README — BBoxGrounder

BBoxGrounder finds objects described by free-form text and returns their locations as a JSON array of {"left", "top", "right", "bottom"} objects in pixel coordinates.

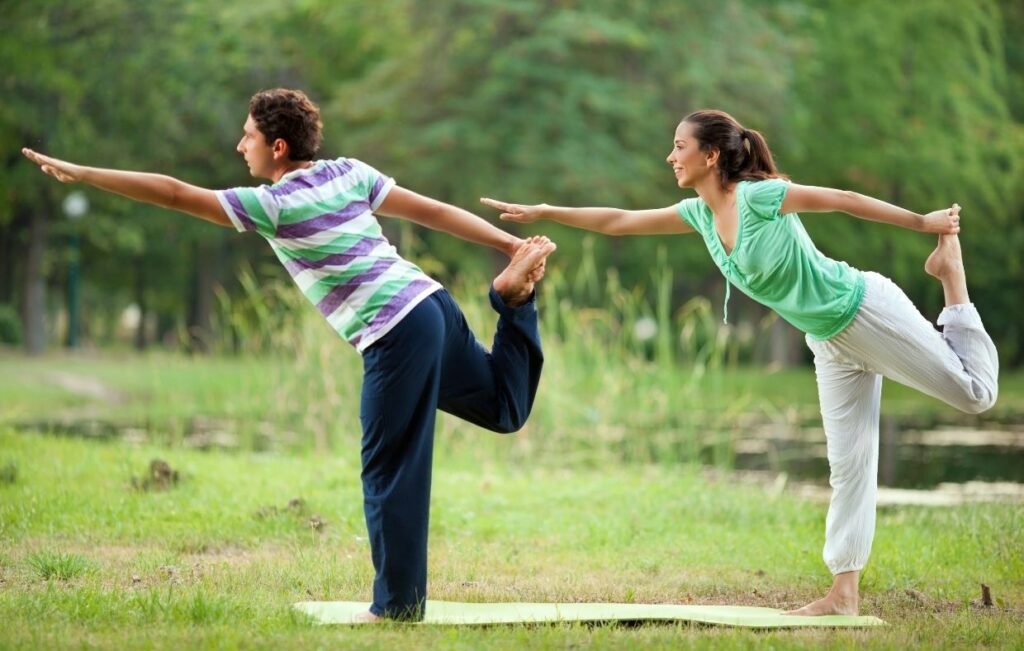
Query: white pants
[{"left": 805, "top": 272, "right": 999, "bottom": 575}]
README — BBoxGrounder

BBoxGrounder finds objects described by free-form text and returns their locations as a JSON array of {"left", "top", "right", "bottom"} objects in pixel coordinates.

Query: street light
[{"left": 62, "top": 191, "right": 88, "bottom": 348}]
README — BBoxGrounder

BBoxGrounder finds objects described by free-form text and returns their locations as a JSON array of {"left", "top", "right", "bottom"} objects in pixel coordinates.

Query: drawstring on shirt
[{"left": 722, "top": 258, "right": 735, "bottom": 325}]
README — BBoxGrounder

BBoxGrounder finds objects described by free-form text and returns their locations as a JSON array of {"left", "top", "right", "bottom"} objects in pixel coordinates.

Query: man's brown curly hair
[{"left": 248, "top": 89, "right": 323, "bottom": 161}]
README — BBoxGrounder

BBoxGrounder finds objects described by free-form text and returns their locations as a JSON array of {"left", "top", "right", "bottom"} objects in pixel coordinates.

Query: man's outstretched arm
[
  {"left": 376, "top": 186, "right": 522, "bottom": 257},
  {"left": 22, "top": 148, "right": 230, "bottom": 227}
]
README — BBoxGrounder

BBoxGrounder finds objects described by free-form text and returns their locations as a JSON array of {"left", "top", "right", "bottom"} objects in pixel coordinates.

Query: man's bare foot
[
  {"left": 494, "top": 236, "right": 557, "bottom": 307},
  {"left": 785, "top": 572, "right": 859, "bottom": 616},
  {"left": 924, "top": 234, "right": 970, "bottom": 305},
  {"left": 352, "top": 610, "right": 383, "bottom": 623}
]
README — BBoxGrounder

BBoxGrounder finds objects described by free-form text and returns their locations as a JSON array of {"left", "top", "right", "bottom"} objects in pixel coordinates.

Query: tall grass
[{"left": 202, "top": 238, "right": 768, "bottom": 463}]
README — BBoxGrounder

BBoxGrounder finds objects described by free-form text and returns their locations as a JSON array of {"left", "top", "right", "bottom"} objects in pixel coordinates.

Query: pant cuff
[
  {"left": 828, "top": 562, "right": 866, "bottom": 575},
  {"left": 936, "top": 303, "right": 982, "bottom": 328},
  {"left": 489, "top": 285, "right": 537, "bottom": 318}
]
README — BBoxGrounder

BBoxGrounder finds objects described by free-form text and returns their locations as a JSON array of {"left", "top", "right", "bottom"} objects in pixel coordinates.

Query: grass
[
  {"left": 2, "top": 258, "right": 1022, "bottom": 647},
  {"left": 0, "top": 428, "right": 1021, "bottom": 649},
  {"left": 7, "top": 255, "right": 1021, "bottom": 463},
  {"left": 25, "top": 551, "right": 93, "bottom": 581},
  {"left": 3, "top": 350, "right": 1021, "bottom": 464}
]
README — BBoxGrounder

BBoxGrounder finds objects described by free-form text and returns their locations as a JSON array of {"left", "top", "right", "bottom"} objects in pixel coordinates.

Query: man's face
[{"left": 236, "top": 115, "right": 274, "bottom": 179}]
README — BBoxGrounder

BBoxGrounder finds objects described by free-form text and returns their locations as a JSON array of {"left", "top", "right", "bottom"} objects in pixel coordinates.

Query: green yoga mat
[{"left": 293, "top": 600, "right": 885, "bottom": 628}]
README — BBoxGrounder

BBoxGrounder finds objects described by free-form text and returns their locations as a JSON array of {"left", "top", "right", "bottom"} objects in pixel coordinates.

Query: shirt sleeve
[
  {"left": 347, "top": 158, "right": 397, "bottom": 210},
  {"left": 215, "top": 185, "right": 279, "bottom": 237},
  {"left": 742, "top": 178, "right": 790, "bottom": 221},
  {"left": 675, "top": 197, "right": 704, "bottom": 232}
]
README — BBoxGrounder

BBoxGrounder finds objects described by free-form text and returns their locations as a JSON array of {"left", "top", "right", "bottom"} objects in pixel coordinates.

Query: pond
[
  {"left": 11, "top": 415, "right": 1024, "bottom": 491},
  {"left": 715, "top": 418, "right": 1024, "bottom": 489}
]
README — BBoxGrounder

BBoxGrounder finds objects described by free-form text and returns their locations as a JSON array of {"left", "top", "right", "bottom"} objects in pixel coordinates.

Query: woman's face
[{"left": 666, "top": 121, "right": 715, "bottom": 188}]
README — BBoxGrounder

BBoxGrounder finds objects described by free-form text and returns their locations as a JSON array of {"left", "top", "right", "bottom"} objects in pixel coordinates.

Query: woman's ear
[{"left": 704, "top": 147, "right": 720, "bottom": 169}]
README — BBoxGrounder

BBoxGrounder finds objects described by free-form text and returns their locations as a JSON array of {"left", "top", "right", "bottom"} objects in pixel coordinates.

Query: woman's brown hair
[{"left": 683, "top": 109, "right": 784, "bottom": 187}]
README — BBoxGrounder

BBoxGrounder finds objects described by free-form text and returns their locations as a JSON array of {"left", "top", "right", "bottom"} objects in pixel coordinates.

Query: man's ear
[{"left": 272, "top": 138, "right": 290, "bottom": 161}]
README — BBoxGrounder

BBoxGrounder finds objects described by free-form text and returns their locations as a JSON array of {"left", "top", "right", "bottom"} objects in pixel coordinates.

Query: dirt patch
[
  {"left": 44, "top": 371, "right": 126, "bottom": 403},
  {"left": 131, "top": 459, "right": 179, "bottom": 492}
]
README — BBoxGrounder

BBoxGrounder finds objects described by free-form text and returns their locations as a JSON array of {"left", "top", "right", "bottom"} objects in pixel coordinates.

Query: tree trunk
[
  {"left": 133, "top": 256, "right": 147, "bottom": 351},
  {"left": 22, "top": 209, "right": 48, "bottom": 355},
  {"left": 0, "top": 214, "right": 19, "bottom": 305},
  {"left": 768, "top": 316, "right": 805, "bottom": 367},
  {"left": 188, "top": 241, "right": 215, "bottom": 353}
]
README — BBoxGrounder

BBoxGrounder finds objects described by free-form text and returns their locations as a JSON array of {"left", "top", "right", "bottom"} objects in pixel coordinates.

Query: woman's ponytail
[{"left": 683, "top": 110, "right": 785, "bottom": 187}]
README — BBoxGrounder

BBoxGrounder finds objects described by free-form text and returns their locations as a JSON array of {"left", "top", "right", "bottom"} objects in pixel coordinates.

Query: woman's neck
[{"left": 694, "top": 177, "right": 737, "bottom": 215}]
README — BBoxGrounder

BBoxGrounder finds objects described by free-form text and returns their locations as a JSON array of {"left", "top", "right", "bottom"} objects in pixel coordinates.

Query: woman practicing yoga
[{"left": 481, "top": 109, "right": 998, "bottom": 616}]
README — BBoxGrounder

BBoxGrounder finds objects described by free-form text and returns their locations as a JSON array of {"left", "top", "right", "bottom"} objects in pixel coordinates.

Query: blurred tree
[
  {"left": 2, "top": 0, "right": 1021, "bottom": 364},
  {"left": 331, "top": 0, "right": 798, "bottom": 291},
  {"left": 789, "top": 0, "right": 1024, "bottom": 362},
  {"left": 0, "top": 0, "right": 387, "bottom": 352}
]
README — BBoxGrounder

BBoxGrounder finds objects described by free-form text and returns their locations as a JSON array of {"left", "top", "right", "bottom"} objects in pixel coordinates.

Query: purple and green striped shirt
[{"left": 216, "top": 158, "right": 442, "bottom": 352}]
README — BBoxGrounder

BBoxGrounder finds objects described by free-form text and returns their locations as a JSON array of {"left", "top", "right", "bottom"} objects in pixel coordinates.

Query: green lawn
[{"left": 1, "top": 428, "right": 1021, "bottom": 649}]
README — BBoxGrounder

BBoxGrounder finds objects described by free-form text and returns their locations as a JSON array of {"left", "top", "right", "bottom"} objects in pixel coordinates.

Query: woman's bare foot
[
  {"left": 924, "top": 234, "right": 970, "bottom": 305},
  {"left": 352, "top": 610, "right": 383, "bottom": 623},
  {"left": 493, "top": 236, "right": 557, "bottom": 307},
  {"left": 785, "top": 571, "right": 860, "bottom": 616}
]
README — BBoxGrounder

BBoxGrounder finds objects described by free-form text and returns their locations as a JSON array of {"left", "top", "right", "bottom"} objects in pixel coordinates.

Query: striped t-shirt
[{"left": 216, "top": 158, "right": 442, "bottom": 353}]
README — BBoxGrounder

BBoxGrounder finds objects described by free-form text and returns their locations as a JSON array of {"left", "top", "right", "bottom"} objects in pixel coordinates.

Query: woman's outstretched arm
[
  {"left": 780, "top": 183, "right": 960, "bottom": 234},
  {"left": 480, "top": 198, "right": 693, "bottom": 236}
]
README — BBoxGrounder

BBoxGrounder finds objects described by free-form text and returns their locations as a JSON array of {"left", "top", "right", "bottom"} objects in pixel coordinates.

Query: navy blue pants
[{"left": 359, "top": 287, "right": 543, "bottom": 620}]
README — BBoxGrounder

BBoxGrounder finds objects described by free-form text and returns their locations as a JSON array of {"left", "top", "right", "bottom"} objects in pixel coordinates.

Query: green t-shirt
[{"left": 676, "top": 179, "right": 865, "bottom": 340}]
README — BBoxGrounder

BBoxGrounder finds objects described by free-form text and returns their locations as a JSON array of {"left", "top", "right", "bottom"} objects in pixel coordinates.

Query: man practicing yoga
[
  {"left": 482, "top": 108, "right": 998, "bottom": 616},
  {"left": 24, "top": 88, "right": 556, "bottom": 622}
]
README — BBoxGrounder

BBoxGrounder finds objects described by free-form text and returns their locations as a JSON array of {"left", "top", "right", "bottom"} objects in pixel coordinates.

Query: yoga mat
[{"left": 293, "top": 600, "right": 885, "bottom": 628}]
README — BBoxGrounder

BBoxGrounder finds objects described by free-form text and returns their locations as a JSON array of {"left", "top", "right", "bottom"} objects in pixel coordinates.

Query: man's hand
[
  {"left": 922, "top": 203, "right": 961, "bottom": 234},
  {"left": 22, "top": 148, "right": 85, "bottom": 184}
]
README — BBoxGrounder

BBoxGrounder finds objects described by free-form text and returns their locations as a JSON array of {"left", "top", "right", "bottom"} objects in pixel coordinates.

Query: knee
[
  {"left": 958, "top": 384, "right": 999, "bottom": 413},
  {"left": 961, "top": 389, "right": 997, "bottom": 415},
  {"left": 491, "top": 419, "right": 525, "bottom": 435}
]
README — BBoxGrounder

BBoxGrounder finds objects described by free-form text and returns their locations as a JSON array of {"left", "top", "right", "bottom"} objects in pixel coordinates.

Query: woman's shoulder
[
  {"left": 739, "top": 177, "right": 790, "bottom": 220},
  {"left": 676, "top": 196, "right": 711, "bottom": 229}
]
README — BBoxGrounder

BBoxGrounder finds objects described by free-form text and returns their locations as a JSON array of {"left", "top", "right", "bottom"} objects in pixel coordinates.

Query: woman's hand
[
  {"left": 922, "top": 203, "right": 960, "bottom": 234},
  {"left": 480, "top": 197, "right": 548, "bottom": 224},
  {"left": 22, "top": 148, "right": 85, "bottom": 183}
]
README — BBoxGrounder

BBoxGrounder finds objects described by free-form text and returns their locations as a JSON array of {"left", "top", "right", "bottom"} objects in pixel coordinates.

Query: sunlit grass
[
  {"left": 0, "top": 428, "right": 1021, "bottom": 649},
  {"left": 26, "top": 551, "right": 93, "bottom": 581}
]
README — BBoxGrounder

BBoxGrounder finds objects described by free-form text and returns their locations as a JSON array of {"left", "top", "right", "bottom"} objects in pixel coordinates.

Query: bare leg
[
  {"left": 924, "top": 233, "right": 970, "bottom": 306},
  {"left": 785, "top": 570, "right": 860, "bottom": 616},
  {"left": 493, "top": 236, "right": 557, "bottom": 307},
  {"left": 352, "top": 610, "right": 383, "bottom": 623}
]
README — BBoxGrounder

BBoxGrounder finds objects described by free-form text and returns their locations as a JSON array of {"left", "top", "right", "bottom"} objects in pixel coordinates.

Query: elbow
[
  {"left": 836, "top": 189, "right": 860, "bottom": 212},
  {"left": 604, "top": 211, "right": 631, "bottom": 236},
  {"left": 164, "top": 177, "right": 186, "bottom": 211}
]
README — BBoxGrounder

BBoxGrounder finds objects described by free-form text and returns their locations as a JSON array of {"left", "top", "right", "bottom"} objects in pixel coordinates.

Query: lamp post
[{"left": 62, "top": 191, "right": 88, "bottom": 348}]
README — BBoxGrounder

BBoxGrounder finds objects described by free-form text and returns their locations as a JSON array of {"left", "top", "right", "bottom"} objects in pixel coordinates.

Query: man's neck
[{"left": 270, "top": 160, "right": 315, "bottom": 183}]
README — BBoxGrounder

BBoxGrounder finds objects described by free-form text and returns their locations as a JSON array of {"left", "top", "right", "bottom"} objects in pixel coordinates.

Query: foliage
[
  {"left": 0, "top": 304, "right": 21, "bottom": 345},
  {"left": 2, "top": 0, "right": 1022, "bottom": 362}
]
